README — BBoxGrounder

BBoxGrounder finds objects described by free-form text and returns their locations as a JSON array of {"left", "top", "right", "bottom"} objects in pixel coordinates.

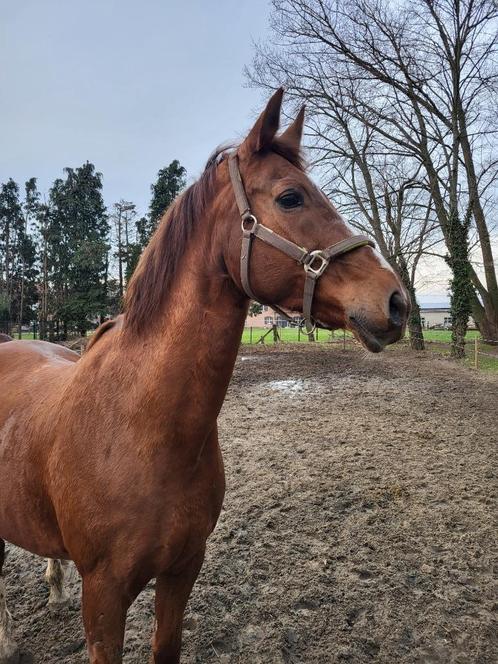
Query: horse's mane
[
  {"left": 124, "top": 139, "right": 304, "bottom": 334},
  {"left": 85, "top": 316, "right": 123, "bottom": 352}
]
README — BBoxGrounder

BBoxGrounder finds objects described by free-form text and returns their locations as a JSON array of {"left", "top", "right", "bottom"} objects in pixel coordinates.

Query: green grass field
[{"left": 241, "top": 326, "right": 480, "bottom": 345}]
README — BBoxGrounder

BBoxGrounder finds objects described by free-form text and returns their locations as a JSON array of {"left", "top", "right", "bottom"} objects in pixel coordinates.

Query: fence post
[
  {"left": 474, "top": 336, "right": 479, "bottom": 370},
  {"left": 250, "top": 327, "right": 253, "bottom": 344},
  {"left": 298, "top": 326, "right": 301, "bottom": 343},
  {"left": 343, "top": 329, "right": 346, "bottom": 350}
]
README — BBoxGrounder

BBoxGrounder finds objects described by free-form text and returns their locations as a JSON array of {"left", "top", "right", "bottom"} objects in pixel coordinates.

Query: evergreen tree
[
  {"left": 148, "top": 160, "right": 186, "bottom": 239},
  {"left": 47, "top": 163, "right": 109, "bottom": 336},
  {"left": 0, "top": 179, "right": 37, "bottom": 334},
  {"left": 126, "top": 162, "right": 186, "bottom": 281}
]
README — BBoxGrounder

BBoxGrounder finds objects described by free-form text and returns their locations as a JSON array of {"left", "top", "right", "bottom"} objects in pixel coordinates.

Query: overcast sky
[
  {"left": 1, "top": 0, "right": 271, "bottom": 209},
  {"left": 1, "top": 0, "right": 452, "bottom": 299}
]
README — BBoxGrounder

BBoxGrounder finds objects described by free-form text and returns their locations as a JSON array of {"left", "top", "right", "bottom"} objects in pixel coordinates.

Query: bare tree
[
  {"left": 308, "top": 96, "right": 442, "bottom": 348},
  {"left": 111, "top": 201, "right": 136, "bottom": 299},
  {"left": 248, "top": 0, "right": 498, "bottom": 355}
]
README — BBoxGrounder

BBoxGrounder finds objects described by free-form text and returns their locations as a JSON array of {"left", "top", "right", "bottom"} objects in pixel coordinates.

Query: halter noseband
[{"left": 228, "top": 153, "right": 375, "bottom": 334}]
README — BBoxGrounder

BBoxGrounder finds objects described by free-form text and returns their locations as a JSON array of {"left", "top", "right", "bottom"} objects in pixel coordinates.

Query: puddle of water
[{"left": 266, "top": 379, "right": 305, "bottom": 393}]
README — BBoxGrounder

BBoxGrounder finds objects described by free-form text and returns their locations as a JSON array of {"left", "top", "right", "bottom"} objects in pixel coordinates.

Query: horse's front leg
[
  {"left": 81, "top": 567, "right": 135, "bottom": 664},
  {"left": 151, "top": 549, "right": 205, "bottom": 664}
]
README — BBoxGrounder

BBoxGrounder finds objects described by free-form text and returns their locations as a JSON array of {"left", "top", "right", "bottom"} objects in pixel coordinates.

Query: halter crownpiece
[{"left": 228, "top": 153, "right": 375, "bottom": 334}]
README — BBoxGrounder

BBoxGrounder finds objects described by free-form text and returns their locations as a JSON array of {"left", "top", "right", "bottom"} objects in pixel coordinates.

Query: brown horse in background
[{"left": 0, "top": 89, "right": 408, "bottom": 663}]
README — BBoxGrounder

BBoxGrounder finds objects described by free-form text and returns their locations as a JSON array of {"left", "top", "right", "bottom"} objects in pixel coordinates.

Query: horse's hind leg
[
  {"left": 44, "top": 559, "right": 69, "bottom": 608},
  {"left": 0, "top": 539, "right": 18, "bottom": 664}
]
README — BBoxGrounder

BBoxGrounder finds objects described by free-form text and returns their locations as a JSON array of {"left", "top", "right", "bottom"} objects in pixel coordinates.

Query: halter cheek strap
[{"left": 228, "top": 153, "right": 375, "bottom": 334}]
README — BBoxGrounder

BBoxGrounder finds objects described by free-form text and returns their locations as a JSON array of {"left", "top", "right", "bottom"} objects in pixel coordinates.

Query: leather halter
[{"left": 228, "top": 153, "right": 375, "bottom": 334}]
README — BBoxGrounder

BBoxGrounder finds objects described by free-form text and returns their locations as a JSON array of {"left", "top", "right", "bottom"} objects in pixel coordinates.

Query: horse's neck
[{"left": 119, "top": 230, "right": 248, "bottom": 443}]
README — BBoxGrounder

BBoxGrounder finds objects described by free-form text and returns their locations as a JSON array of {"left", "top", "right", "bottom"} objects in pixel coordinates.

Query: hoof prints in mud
[{"left": 3, "top": 346, "right": 498, "bottom": 663}]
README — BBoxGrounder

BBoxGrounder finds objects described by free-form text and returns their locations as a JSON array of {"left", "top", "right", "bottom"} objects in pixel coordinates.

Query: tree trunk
[
  {"left": 446, "top": 214, "right": 473, "bottom": 360},
  {"left": 459, "top": 116, "right": 498, "bottom": 286},
  {"left": 477, "top": 313, "right": 498, "bottom": 345},
  {"left": 408, "top": 298, "right": 425, "bottom": 351},
  {"left": 40, "top": 230, "right": 49, "bottom": 340},
  {"left": 117, "top": 208, "right": 123, "bottom": 299},
  {"left": 17, "top": 213, "right": 28, "bottom": 340},
  {"left": 397, "top": 258, "right": 424, "bottom": 350},
  {"left": 17, "top": 278, "right": 24, "bottom": 339},
  {"left": 4, "top": 218, "right": 11, "bottom": 336}
]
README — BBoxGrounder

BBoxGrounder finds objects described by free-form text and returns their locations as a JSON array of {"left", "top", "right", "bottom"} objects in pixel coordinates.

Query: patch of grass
[
  {"left": 241, "top": 326, "right": 352, "bottom": 344},
  {"left": 241, "top": 327, "right": 480, "bottom": 345},
  {"left": 411, "top": 335, "right": 498, "bottom": 373},
  {"left": 421, "top": 329, "right": 480, "bottom": 342}
]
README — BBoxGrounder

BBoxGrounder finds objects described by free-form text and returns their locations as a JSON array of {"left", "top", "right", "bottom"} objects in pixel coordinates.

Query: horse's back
[
  {"left": 0, "top": 338, "right": 79, "bottom": 430},
  {"left": 0, "top": 338, "right": 79, "bottom": 374}
]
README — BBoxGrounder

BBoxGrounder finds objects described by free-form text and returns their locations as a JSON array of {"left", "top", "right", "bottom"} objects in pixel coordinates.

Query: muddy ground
[{"left": 4, "top": 345, "right": 498, "bottom": 663}]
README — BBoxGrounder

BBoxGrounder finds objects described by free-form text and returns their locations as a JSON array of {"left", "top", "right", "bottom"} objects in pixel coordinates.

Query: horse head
[{"left": 221, "top": 88, "right": 409, "bottom": 351}]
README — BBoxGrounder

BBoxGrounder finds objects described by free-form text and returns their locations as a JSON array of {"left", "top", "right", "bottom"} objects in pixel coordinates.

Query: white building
[
  {"left": 419, "top": 302, "right": 476, "bottom": 329},
  {"left": 245, "top": 300, "right": 477, "bottom": 330}
]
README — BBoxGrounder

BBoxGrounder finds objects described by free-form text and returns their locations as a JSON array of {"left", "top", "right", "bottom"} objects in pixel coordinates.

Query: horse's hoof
[
  {"left": 47, "top": 594, "right": 71, "bottom": 612},
  {"left": 0, "top": 640, "right": 20, "bottom": 664}
]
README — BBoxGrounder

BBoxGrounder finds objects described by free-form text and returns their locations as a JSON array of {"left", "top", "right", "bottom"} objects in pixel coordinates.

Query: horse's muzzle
[{"left": 348, "top": 291, "right": 409, "bottom": 353}]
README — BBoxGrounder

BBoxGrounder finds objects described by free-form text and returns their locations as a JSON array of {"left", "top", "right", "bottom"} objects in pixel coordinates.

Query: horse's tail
[{"left": 0, "top": 333, "right": 13, "bottom": 343}]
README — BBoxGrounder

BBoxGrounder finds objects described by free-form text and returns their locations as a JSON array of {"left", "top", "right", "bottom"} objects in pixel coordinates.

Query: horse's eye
[{"left": 277, "top": 190, "right": 304, "bottom": 209}]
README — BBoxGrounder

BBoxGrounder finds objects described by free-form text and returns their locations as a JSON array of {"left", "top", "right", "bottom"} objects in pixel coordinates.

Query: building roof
[{"left": 419, "top": 302, "right": 450, "bottom": 311}]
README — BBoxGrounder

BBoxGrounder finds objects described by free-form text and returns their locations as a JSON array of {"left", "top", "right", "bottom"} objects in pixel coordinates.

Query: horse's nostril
[{"left": 389, "top": 291, "right": 406, "bottom": 327}]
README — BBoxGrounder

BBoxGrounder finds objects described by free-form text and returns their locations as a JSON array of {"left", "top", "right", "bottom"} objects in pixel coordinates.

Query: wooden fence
[{"left": 243, "top": 325, "right": 498, "bottom": 371}]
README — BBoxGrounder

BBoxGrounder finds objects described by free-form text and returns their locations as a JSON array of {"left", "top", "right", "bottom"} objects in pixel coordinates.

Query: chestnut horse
[{"left": 0, "top": 89, "right": 408, "bottom": 663}]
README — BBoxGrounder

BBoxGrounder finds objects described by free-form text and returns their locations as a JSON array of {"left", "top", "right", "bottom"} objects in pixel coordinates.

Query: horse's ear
[
  {"left": 239, "top": 88, "right": 284, "bottom": 158},
  {"left": 279, "top": 105, "right": 305, "bottom": 153}
]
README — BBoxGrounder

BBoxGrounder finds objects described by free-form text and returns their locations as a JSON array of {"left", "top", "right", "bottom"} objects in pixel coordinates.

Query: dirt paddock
[{"left": 4, "top": 345, "right": 498, "bottom": 663}]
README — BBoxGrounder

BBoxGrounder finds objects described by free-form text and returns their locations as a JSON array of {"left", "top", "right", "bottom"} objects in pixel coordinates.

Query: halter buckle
[
  {"left": 241, "top": 213, "right": 258, "bottom": 233},
  {"left": 303, "top": 250, "right": 329, "bottom": 277}
]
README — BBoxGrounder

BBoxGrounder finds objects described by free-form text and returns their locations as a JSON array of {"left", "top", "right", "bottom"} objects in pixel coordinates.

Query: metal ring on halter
[
  {"left": 300, "top": 317, "right": 317, "bottom": 335},
  {"left": 303, "top": 250, "right": 329, "bottom": 277},
  {"left": 241, "top": 214, "right": 258, "bottom": 233}
]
